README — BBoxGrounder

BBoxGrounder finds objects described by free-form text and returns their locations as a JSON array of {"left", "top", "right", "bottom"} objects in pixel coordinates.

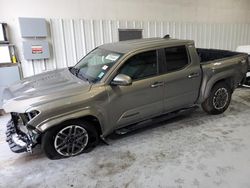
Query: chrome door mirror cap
[{"left": 111, "top": 74, "right": 132, "bottom": 86}]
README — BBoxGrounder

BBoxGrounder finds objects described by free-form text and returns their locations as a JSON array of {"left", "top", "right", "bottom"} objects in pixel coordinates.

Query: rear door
[{"left": 160, "top": 45, "right": 202, "bottom": 112}]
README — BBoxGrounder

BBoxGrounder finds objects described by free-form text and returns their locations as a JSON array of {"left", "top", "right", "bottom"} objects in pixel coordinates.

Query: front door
[{"left": 106, "top": 50, "right": 164, "bottom": 128}]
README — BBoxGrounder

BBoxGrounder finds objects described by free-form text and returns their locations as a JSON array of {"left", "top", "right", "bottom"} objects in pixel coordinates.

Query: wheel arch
[
  {"left": 40, "top": 114, "right": 101, "bottom": 159},
  {"left": 37, "top": 108, "right": 105, "bottom": 136},
  {"left": 78, "top": 115, "right": 103, "bottom": 135},
  {"left": 203, "top": 75, "right": 234, "bottom": 102}
]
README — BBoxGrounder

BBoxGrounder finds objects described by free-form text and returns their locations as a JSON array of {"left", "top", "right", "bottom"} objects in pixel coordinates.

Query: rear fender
[{"left": 201, "top": 70, "right": 235, "bottom": 102}]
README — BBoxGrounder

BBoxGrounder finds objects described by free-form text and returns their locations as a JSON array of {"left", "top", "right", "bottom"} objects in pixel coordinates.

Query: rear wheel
[
  {"left": 42, "top": 120, "right": 99, "bottom": 159},
  {"left": 202, "top": 82, "right": 232, "bottom": 115}
]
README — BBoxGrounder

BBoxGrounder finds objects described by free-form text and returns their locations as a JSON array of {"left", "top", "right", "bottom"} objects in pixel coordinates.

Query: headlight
[
  {"left": 27, "top": 110, "right": 40, "bottom": 120},
  {"left": 17, "top": 110, "right": 40, "bottom": 124}
]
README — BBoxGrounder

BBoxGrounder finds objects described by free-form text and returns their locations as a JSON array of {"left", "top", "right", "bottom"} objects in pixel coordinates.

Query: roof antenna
[{"left": 163, "top": 34, "right": 170, "bottom": 39}]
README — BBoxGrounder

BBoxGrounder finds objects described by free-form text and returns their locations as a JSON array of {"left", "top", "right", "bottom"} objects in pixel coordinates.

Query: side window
[
  {"left": 119, "top": 50, "right": 157, "bottom": 80},
  {"left": 164, "top": 46, "right": 189, "bottom": 72}
]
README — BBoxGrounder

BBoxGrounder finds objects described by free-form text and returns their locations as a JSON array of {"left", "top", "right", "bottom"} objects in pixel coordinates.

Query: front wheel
[
  {"left": 202, "top": 82, "right": 232, "bottom": 115},
  {"left": 42, "top": 120, "right": 99, "bottom": 160}
]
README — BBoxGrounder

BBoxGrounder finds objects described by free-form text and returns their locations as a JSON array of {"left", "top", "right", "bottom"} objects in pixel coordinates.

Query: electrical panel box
[
  {"left": 19, "top": 17, "right": 48, "bottom": 38},
  {"left": 23, "top": 40, "right": 50, "bottom": 60}
]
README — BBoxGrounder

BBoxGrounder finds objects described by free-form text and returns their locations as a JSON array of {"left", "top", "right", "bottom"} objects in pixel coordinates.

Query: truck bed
[
  {"left": 197, "top": 47, "right": 248, "bottom": 102},
  {"left": 197, "top": 48, "right": 243, "bottom": 63}
]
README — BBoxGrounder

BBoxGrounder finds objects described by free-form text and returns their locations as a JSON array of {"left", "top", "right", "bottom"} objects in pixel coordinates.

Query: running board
[{"left": 115, "top": 106, "right": 198, "bottom": 135}]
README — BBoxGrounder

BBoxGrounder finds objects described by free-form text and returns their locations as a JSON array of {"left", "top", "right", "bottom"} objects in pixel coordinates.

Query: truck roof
[{"left": 99, "top": 38, "right": 193, "bottom": 54}]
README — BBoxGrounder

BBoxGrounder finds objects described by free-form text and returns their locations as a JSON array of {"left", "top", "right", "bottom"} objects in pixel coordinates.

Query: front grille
[
  {"left": 6, "top": 120, "right": 29, "bottom": 153},
  {"left": 7, "top": 112, "right": 40, "bottom": 153}
]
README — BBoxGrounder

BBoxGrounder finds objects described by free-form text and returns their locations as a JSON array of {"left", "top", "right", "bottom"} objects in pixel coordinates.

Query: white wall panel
[{"left": 21, "top": 19, "right": 250, "bottom": 77}]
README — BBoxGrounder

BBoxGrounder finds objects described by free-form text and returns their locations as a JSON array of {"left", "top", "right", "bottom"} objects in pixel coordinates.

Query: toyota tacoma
[{"left": 2, "top": 37, "right": 249, "bottom": 159}]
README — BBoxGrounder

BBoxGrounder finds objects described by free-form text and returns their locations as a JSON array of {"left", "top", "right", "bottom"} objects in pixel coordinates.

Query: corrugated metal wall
[{"left": 21, "top": 19, "right": 250, "bottom": 77}]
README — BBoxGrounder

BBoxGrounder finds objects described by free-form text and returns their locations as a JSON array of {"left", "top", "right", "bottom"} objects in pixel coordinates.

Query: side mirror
[{"left": 111, "top": 74, "right": 132, "bottom": 86}]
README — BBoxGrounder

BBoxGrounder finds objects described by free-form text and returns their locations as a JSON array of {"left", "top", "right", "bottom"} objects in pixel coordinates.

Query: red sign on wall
[{"left": 31, "top": 45, "right": 43, "bottom": 54}]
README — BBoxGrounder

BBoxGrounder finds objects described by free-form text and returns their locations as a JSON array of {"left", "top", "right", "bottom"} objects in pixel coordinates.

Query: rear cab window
[{"left": 164, "top": 45, "right": 190, "bottom": 73}]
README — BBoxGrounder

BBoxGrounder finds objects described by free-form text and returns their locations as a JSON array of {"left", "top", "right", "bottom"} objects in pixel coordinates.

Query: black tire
[
  {"left": 42, "top": 120, "right": 99, "bottom": 160},
  {"left": 201, "top": 82, "right": 232, "bottom": 115}
]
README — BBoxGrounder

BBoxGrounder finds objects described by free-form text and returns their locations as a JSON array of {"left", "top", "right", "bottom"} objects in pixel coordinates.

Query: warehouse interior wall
[
  {"left": 1, "top": 0, "right": 250, "bottom": 77},
  {"left": 1, "top": 0, "right": 250, "bottom": 23}
]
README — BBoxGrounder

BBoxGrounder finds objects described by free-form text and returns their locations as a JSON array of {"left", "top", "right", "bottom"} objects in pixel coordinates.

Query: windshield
[{"left": 70, "top": 48, "right": 123, "bottom": 83}]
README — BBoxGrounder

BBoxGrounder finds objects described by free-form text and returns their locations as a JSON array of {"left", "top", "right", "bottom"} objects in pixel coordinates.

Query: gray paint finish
[{"left": 99, "top": 38, "right": 192, "bottom": 54}]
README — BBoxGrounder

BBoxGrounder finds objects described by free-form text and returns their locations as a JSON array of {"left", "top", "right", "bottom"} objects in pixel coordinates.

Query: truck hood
[{"left": 2, "top": 68, "right": 91, "bottom": 113}]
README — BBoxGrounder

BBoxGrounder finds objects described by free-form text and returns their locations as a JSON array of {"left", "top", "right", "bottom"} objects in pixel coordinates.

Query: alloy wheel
[
  {"left": 54, "top": 125, "right": 89, "bottom": 157},
  {"left": 212, "top": 88, "right": 229, "bottom": 110}
]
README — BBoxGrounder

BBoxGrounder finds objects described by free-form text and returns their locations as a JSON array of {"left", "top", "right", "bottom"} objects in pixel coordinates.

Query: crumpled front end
[{"left": 6, "top": 112, "right": 40, "bottom": 153}]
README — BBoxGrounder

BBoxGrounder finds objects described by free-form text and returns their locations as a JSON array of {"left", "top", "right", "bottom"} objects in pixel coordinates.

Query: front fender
[{"left": 35, "top": 106, "right": 105, "bottom": 133}]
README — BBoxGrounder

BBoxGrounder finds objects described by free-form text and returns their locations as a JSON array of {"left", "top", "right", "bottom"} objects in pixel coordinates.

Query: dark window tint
[
  {"left": 119, "top": 50, "right": 157, "bottom": 80},
  {"left": 165, "top": 46, "right": 189, "bottom": 72}
]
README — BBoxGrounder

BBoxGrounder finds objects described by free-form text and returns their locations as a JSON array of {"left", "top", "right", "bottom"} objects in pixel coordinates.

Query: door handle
[
  {"left": 188, "top": 73, "right": 200, "bottom": 79},
  {"left": 150, "top": 82, "right": 164, "bottom": 88}
]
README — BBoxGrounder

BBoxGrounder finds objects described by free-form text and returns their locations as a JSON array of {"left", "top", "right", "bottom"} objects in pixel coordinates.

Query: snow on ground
[{"left": 0, "top": 88, "right": 250, "bottom": 188}]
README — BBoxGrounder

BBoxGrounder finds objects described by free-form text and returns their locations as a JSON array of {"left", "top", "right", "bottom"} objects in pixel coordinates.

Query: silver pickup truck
[{"left": 3, "top": 37, "right": 249, "bottom": 159}]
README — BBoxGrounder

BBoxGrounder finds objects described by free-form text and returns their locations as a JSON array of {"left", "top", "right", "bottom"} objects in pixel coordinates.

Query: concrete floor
[{"left": 0, "top": 88, "right": 250, "bottom": 188}]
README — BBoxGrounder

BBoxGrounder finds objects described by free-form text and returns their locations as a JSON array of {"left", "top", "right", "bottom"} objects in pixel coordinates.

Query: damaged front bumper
[{"left": 5, "top": 115, "right": 40, "bottom": 153}]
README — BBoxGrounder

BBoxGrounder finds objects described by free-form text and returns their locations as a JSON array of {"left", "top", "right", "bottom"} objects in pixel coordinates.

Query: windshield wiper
[
  {"left": 77, "top": 71, "right": 91, "bottom": 83},
  {"left": 69, "top": 67, "right": 92, "bottom": 83}
]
